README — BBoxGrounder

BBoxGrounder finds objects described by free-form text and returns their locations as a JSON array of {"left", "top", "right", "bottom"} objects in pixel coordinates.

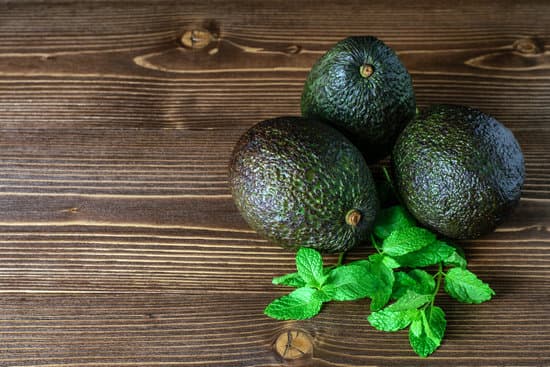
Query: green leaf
[
  {"left": 272, "top": 272, "right": 306, "bottom": 288},
  {"left": 342, "top": 258, "right": 394, "bottom": 309},
  {"left": 346, "top": 259, "right": 369, "bottom": 267},
  {"left": 323, "top": 264, "right": 372, "bottom": 301},
  {"left": 386, "top": 290, "right": 432, "bottom": 312},
  {"left": 409, "top": 306, "right": 446, "bottom": 357},
  {"left": 368, "top": 253, "right": 400, "bottom": 269},
  {"left": 382, "top": 227, "right": 436, "bottom": 257},
  {"left": 392, "top": 270, "right": 436, "bottom": 300},
  {"left": 393, "top": 240, "right": 455, "bottom": 268},
  {"left": 444, "top": 268, "right": 495, "bottom": 304},
  {"left": 364, "top": 256, "right": 395, "bottom": 311},
  {"left": 443, "top": 249, "right": 468, "bottom": 269},
  {"left": 392, "top": 272, "right": 411, "bottom": 299},
  {"left": 374, "top": 205, "right": 416, "bottom": 239},
  {"left": 264, "top": 287, "right": 324, "bottom": 320},
  {"left": 295, "top": 248, "right": 324, "bottom": 287},
  {"left": 409, "top": 314, "right": 423, "bottom": 337},
  {"left": 368, "top": 308, "right": 419, "bottom": 332}
]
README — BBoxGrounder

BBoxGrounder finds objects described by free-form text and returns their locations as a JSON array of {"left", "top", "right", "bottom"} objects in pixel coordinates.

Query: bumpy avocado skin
[
  {"left": 301, "top": 36, "right": 416, "bottom": 163},
  {"left": 229, "top": 117, "right": 378, "bottom": 252},
  {"left": 392, "top": 105, "right": 525, "bottom": 240}
]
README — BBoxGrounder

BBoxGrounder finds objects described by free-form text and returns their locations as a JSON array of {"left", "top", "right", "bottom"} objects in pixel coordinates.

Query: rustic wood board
[{"left": 0, "top": 1, "right": 548, "bottom": 366}]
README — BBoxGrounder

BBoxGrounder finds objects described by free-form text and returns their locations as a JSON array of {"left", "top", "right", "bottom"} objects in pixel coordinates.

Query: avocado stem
[
  {"left": 359, "top": 63, "right": 374, "bottom": 78},
  {"left": 345, "top": 209, "right": 362, "bottom": 227}
]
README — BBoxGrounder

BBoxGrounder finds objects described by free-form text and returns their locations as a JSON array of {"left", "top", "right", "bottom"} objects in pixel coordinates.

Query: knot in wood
[
  {"left": 181, "top": 29, "right": 213, "bottom": 49},
  {"left": 274, "top": 329, "right": 313, "bottom": 360},
  {"left": 285, "top": 44, "right": 302, "bottom": 55},
  {"left": 513, "top": 37, "right": 543, "bottom": 55}
]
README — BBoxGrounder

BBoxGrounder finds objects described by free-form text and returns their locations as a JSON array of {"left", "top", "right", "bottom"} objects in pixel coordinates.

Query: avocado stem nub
[
  {"left": 345, "top": 209, "right": 362, "bottom": 227},
  {"left": 359, "top": 63, "right": 374, "bottom": 78}
]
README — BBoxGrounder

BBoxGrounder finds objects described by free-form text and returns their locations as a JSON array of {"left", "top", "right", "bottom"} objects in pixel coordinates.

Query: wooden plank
[
  {"left": 0, "top": 1, "right": 548, "bottom": 130},
  {"left": 0, "top": 0, "right": 548, "bottom": 366},
  {"left": 0, "top": 198, "right": 547, "bottom": 294},
  {"left": 0, "top": 294, "right": 548, "bottom": 366}
]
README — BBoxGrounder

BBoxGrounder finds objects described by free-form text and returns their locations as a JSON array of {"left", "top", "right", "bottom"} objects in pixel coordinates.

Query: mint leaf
[
  {"left": 368, "top": 308, "right": 419, "bottom": 332},
  {"left": 264, "top": 287, "right": 323, "bottom": 320},
  {"left": 443, "top": 249, "right": 467, "bottom": 269},
  {"left": 386, "top": 290, "right": 432, "bottom": 312},
  {"left": 296, "top": 248, "right": 324, "bottom": 287},
  {"left": 374, "top": 205, "right": 416, "bottom": 239},
  {"left": 382, "top": 227, "right": 436, "bottom": 257},
  {"left": 392, "top": 270, "right": 436, "bottom": 300},
  {"left": 409, "top": 313, "right": 423, "bottom": 337},
  {"left": 363, "top": 256, "right": 395, "bottom": 311},
  {"left": 393, "top": 240, "right": 455, "bottom": 268},
  {"left": 392, "top": 272, "right": 412, "bottom": 299},
  {"left": 272, "top": 272, "right": 306, "bottom": 288},
  {"left": 323, "top": 264, "right": 372, "bottom": 301},
  {"left": 344, "top": 258, "right": 394, "bottom": 310},
  {"left": 409, "top": 306, "right": 446, "bottom": 357},
  {"left": 368, "top": 253, "right": 400, "bottom": 269},
  {"left": 444, "top": 268, "right": 495, "bottom": 304}
]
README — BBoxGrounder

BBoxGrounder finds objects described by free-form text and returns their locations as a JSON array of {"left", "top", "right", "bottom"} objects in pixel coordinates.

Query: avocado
[
  {"left": 229, "top": 116, "right": 378, "bottom": 252},
  {"left": 301, "top": 36, "right": 416, "bottom": 163},
  {"left": 392, "top": 105, "right": 525, "bottom": 240}
]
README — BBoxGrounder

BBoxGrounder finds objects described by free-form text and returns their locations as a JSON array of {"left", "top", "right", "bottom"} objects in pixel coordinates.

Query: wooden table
[{"left": 0, "top": 1, "right": 548, "bottom": 366}]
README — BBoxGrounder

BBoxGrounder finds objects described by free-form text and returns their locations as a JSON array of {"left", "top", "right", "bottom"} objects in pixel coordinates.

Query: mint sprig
[
  {"left": 264, "top": 248, "right": 375, "bottom": 320},
  {"left": 366, "top": 205, "right": 494, "bottom": 357},
  {"left": 264, "top": 204, "right": 495, "bottom": 358}
]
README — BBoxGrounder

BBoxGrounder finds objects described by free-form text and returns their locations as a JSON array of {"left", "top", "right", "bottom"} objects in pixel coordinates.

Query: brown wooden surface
[{"left": 0, "top": 1, "right": 549, "bottom": 366}]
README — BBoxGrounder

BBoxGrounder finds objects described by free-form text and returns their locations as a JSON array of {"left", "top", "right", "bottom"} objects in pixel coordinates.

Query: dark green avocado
[
  {"left": 301, "top": 36, "right": 416, "bottom": 163},
  {"left": 392, "top": 105, "right": 525, "bottom": 240},
  {"left": 229, "top": 116, "right": 378, "bottom": 252}
]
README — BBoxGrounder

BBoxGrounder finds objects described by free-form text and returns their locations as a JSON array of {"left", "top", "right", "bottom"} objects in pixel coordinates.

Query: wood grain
[{"left": 0, "top": 0, "right": 549, "bottom": 366}]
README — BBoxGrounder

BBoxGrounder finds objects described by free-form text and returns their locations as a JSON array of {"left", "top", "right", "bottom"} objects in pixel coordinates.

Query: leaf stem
[
  {"left": 381, "top": 165, "right": 402, "bottom": 205},
  {"left": 382, "top": 166, "right": 393, "bottom": 185},
  {"left": 370, "top": 234, "right": 382, "bottom": 254},
  {"left": 337, "top": 252, "right": 346, "bottom": 266},
  {"left": 430, "top": 263, "right": 444, "bottom": 309}
]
